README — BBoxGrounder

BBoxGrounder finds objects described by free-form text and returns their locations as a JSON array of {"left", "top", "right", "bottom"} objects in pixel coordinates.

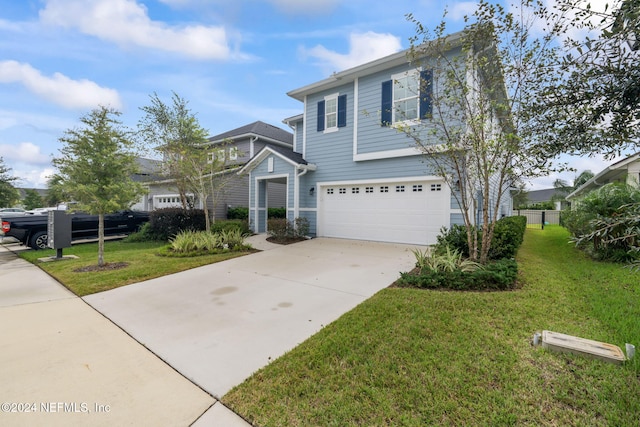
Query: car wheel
[{"left": 30, "top": 231, "right": 48, "bottom": 250}]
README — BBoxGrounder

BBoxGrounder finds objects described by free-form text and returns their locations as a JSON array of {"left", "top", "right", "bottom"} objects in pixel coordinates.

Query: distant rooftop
[{"left": 208, "top": 121, "right": 293, "bottom": 145}]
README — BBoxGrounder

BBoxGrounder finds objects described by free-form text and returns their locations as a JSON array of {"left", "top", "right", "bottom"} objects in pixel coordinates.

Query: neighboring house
[
  {"left": 519, "top": 188, "right": 566, "bottom": 210},
  {"left": 144, "top": 121, "right": 293, "bottom": 219},
  {"left": 239, "top": 30, "right": 513, "bottom": 245},
  {"left": 566, "top": 152, "right": 640, "bottom": 205}
]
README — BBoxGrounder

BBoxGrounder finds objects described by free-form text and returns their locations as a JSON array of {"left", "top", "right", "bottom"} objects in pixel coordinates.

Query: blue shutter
[
  {"left": 381, "top": 80, "right": 392, "bottom": 126},
  {"left": 337, "top": 94, "right": 347, "bottom": 128},
  {"left": 420, "top": 69, "right": 433, "bottom": 119},
  {"left": 317, "top": 100, "right": 325, "bottom": 132}
]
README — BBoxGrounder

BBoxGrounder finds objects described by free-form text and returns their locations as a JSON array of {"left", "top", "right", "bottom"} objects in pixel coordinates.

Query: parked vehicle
[
  {"left": 0, "top": 208, "right": 27, "bottom": 217},
  {"left": 0, "top": 210, "right": 149, "bottom": 250}
]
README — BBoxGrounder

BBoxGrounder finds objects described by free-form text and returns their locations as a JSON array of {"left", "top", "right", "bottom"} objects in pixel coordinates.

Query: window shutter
[
  {"left": 381, "top": 80, "right": 392, "bottom": 126},
  {"left": 419, "top": 69, "right": 433, "bottom": 119},
  {"left": 337, "top": 94, "right": 347, "bottom": 128},
  {"left": 317, "top": 100, "right": 325, "bottom": 132}
]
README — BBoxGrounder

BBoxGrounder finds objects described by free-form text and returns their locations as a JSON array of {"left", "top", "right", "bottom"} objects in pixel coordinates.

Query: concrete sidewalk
[{"left": 0, "top": 244, "right": 217, "bottom": 427}]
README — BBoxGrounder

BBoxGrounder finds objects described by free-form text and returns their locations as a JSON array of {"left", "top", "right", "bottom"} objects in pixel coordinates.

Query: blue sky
[{"left": 0, "top": 0, "right": 619, "bottom": 191}]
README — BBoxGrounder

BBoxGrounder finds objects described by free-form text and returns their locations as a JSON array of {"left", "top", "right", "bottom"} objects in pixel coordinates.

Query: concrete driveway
[{"left": 83, "top": 237, "right": 418, "bottom": 400}]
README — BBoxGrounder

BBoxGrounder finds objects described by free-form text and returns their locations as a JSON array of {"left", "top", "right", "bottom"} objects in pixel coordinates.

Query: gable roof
[
  {"left": 567, "top": 152, "right": 640, "bottom": 200},
  {"left": 287, "top": 30, "right": 465, "bottom": 101},
  {"left": 238, "top": 144, "right": 315, "bottom": 175},
  {"left": 207, "top": 121, "right": 293, "bottom": 146}
]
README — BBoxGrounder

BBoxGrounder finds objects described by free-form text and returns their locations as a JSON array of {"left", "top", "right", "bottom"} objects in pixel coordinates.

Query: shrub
[
  {"left": 149, "top": 208, "right": 206, "bottom": 241},
  {"left": 268, "top": 207, "right": 287, "bottom": 219},
  {"left": 227, "top": 207, "right": 249, "bottom": 220},
  {"left": 434, "top": 215, "right": 527, "bottom": 261},
  {"left": 124, "top": 222, "right": 165, "bottom": 242},
  {"left": 434, "top": 224, "right": 473, "bottom": 258},
  {"left": 412, "top": 247, "right": 481, "bottom": 273},
  {"left": 488, "top": 215, "right": 527, "bottom": 260},
  {"left": 397, "top": 258, "right": 518, "bottom": 291},
  {"left": 267, "top": 217, "right": 310, "bottom": 241},
  {"left": 165, "top": 229, "right": 249, "bottom": 255},
  {"left": 564, "top": 184, "right": 640, "bottom": 263},
  {"left": 211, "top": 219, "right": 251, "bottom": 235}
]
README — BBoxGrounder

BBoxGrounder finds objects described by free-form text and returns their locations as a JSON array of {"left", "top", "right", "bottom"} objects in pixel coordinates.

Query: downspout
[
  {"left": 294, "top": 166, "right": 310, "bottom": 220},
  {"left": 249, "top": 136, "right": 259, "bottom": 158}
]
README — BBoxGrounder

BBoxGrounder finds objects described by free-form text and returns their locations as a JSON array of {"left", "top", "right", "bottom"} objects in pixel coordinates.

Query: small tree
[
  {"left": 138, "top": 92, "right": 203, "bottom": 209},
  {"left": 22, "top": 189, "right": 43, "bottom": 210},
  {"left": 53, "top": 106, "right": 144, "bottom": 266},
  {"left": 0, "top": 157, "right": 20, "bottom": 208},
  {"left": 403, "top": 1, "right": 566, "bottom": 263}
]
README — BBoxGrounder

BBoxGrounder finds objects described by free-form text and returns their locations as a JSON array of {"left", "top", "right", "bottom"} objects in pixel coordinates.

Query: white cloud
[
  {"left": 305, "top": 31, "right": 403, "bottom": 73},
  {"left": 447, "top": 2, "right": 478, "bottom": 21},
  {"left": 527, "top": 154, "right": 622, "bottom": 190},
  {"left": 0, "top": 60, "right": 122, "bottom": 110},
  {"left": 0, "top": 142, "right": 51, "bottom": 165},
  {"left": 39, "top": 0, "right": 231, "bottom": 60}
]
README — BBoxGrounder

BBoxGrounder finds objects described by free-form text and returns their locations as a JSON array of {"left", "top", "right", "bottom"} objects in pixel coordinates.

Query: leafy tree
[
  {"left": 138, "top": 92, "right": 203, "bottom": 209},
  {"left": 0, "top": 157, "right": 20, "bottom": 208},
  {"left": 138, "top": 92, "right": 234, "bottom": 231},
  {"left": 403, "top": 1, "right": 566, "bottom": 263},
  {"left": 45, "top": 174, "right": 70, "bottom": 207},
  {"left": 533, "top": 0, "right": 640, "bottom": 158},
  {"left": 52, "top": 106, "right": 144, "bottom": 266},
  {"left": 22, "top": 189, "right": 43, "bottom": 210},
  {"left": 551, "top": 169, "right": 594, "bottom": 206}
]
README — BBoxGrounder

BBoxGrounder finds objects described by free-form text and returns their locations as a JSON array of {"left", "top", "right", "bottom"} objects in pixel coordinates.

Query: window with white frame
[
  {"left": 393, "top": 70, "right": 420, "bottom": 122},
  {"left": 229, "top": 147, "right": 238, "bottom": 161},
  {"left": 325, "top": 94, "right": 338, "bottom": 130}
]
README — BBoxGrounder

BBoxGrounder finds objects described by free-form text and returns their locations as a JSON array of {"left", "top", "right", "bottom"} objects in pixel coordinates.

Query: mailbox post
[{"left": 48, "top": 210, "right": 72, "bottom": 259}]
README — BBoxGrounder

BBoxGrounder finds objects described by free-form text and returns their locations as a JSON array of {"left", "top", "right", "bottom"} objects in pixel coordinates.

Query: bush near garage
[
  {"left": 267, "top": 217, "right": 310, "bottom": 244},
  {"left": 227, "top": 206, "right": 249, "bottom": 220},
  {"left": 434, "top": 215, "right": 527, "bottom": 261},
  {"left": 396, "top": 258, "right": 518, "bottom": 291},
  {"left": 211, "top": 219, "right": 251, "bottom": 235},
  {"left": 149, "top": 208, "right": 207, "bottom": 241},
  {"left": 227, "top": 206, "right": 287, "bottom": 220},
  {"left": 397, "top": 216, "right": 526, "bottom": 291}
]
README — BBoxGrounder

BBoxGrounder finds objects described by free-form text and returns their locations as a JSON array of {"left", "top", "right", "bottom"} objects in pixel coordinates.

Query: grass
[
  {"left": 223, "top": 226, "right": 640, "bottom": 426},
  {"left": 18, "top": 240, "right": 251, "bottom": 297}
]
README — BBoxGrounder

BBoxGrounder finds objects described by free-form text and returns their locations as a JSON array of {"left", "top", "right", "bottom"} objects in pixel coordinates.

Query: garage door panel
[{"left": 319, "top": 180, "right": 449, "bottom": 245}]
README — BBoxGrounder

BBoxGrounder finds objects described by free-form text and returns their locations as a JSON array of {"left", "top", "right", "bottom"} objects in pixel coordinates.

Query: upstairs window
[
  {"left": 317, "top": 94, "right": 347, "bottom": 132},
  {"left": 381, "top": 69, "right": 433, "bottom": 126}
]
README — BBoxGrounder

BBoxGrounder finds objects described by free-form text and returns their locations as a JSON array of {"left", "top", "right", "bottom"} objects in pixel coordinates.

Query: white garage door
[{"left": 318, "top": 180, "right": 450, "bottom": 245}]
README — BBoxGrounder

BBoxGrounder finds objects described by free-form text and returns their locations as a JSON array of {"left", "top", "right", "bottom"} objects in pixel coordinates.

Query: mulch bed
[{"left": 266, "top": 236, "right": 307, "bottom": 245}]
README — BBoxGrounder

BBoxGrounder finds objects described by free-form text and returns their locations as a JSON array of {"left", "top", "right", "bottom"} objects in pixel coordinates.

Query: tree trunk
[{"left": 98, "top": 213, "right": 105, "bottom": 267}]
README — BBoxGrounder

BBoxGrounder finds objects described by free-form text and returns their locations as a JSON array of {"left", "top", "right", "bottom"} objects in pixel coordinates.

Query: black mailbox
[{"left": 48, "top": 210, "right": 72, "bottom": 251}]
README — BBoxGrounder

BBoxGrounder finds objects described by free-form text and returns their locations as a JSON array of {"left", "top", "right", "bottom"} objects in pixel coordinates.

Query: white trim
[
  {"left": 353, "top": 147, "right": 423, "bottom": 162},
  {"left": 253, "top": 173, "right": 290, "bottom": 233},
  {"left": 298, "top": 207, "right": 317, "bottom": 212},
  {"left": 353, "top": 77, "right": 359, "bottom": 159},
  {"left": 391, "top": 69, "right": 420, "bottom": 124},
  {"left": 317, "top": 175, "right": 442, "bottom": 187},
  {"left": 302, "top": 95, "right": 307, "bottom": 158}
]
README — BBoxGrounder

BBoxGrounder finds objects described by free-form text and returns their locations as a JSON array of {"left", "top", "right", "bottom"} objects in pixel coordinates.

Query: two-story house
[
  {"left": 143, "top": 121, "right": 293, "bottom": 220},
  {"left": 239, "top": 30, "right": 513, "bottom": 245}
]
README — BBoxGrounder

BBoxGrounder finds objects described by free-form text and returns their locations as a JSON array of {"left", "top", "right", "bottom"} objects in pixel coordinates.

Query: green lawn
[
  {"left": 223, "top": 226, "right": 640, "bottom": 426},
  {"left": 18, "top": 240, "right": 251, "bottom": 296}
]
